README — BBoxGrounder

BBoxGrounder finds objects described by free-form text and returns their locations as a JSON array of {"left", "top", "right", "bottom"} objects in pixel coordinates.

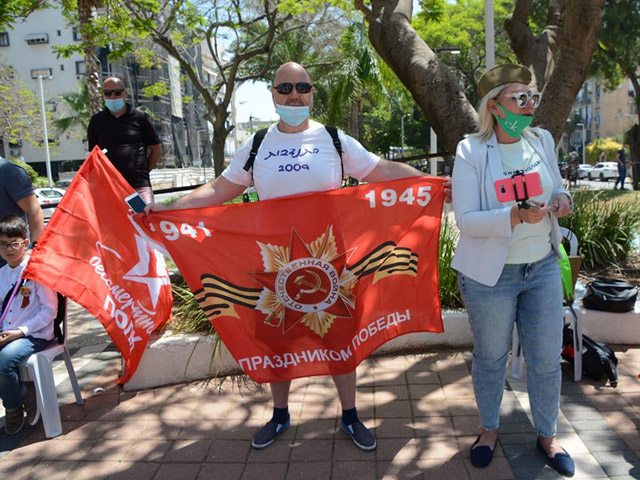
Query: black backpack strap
[
  {"left": 243, "top": 128, "right": 269, "bottom": 172},
  {"left": 324, "top": 126, "right": 344, "bottom": 180}
]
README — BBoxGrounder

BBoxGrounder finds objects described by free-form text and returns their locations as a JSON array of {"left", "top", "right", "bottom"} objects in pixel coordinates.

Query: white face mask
[{"left": 275, "top": 104, "right": 310, "bottom": 126}]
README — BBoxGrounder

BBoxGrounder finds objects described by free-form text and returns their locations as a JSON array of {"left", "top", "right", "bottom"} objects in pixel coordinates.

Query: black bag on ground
[
  {"left": 582, "top": 277, "right": 638, "bottom": 313},
  {"left": 562, "top": 324, "right": 619, "bottom": 387}
]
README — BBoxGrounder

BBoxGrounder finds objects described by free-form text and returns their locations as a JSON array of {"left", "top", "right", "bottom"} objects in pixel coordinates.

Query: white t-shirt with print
[
  {"left": 498, "top": 137, "right": 553, "bottom": 264},
  {"left": 222, "top": 121, "right": 379, "bottom": 200}
]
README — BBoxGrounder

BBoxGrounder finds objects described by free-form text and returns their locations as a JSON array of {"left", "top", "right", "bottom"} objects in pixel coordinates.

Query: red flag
[
  {"left": 23, "top": 147, "right": 173, "bottom": 384},
  {"left": 144, "top": 176, "right": 445, "bottom": 383}
]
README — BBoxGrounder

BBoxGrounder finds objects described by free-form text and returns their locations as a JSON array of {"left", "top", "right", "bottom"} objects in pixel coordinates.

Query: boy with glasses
[
  {"left": 87, "top": 77, "right": 162, "bottom": 204},
  {"left": 0, "top": 215, "right": 57, "bottom": 434}
]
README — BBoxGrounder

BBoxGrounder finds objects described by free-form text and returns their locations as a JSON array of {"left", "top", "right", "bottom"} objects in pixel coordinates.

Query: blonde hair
[{"left": 470, "top": 83, "right": 534, "bottom": 141}]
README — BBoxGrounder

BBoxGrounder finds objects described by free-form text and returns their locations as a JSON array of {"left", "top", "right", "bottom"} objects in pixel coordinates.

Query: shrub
[
  {"left": 559, "top": 190, "right": 640, "bottom": 269},
  {"left": 170, "top": 283, "right": 214, "bottom": 335},
  {"left": 439, "top": 215, "right": 463, "bottom": 309},
  {"left": 585, "top": 138, "right": 622, "bottom": 164}
]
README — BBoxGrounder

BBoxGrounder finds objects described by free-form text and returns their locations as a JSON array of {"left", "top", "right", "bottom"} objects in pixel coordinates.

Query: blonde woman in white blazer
[{"left": 451, "top": 64, "right": 574, "bottom": 476}]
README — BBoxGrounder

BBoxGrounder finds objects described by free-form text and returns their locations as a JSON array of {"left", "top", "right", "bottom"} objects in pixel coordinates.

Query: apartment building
[
  {"left": 562, "top": 77, "right": 638, "bottom": 158},
  {"left": 0, "top": 8, "right": 230, "bottom": 178},
  {"left": 0, "top": 8, "right": 87, "bottom": 177}
]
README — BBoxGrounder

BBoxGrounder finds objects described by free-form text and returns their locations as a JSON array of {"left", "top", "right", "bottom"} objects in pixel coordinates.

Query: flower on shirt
[{"left": 20, "top": 286, "right": 30, "bottom": 308}]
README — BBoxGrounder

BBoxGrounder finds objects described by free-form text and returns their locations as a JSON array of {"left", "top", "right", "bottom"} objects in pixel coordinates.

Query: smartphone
[
  {"left": 494, "top": 172, "right": 543, "bottom": 203},
  {"left": 125, "top": 192, "right": 147, "bottom": 213}
]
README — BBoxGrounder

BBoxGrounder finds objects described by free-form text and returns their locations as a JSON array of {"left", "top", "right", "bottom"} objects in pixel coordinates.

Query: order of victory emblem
[
  {"left": 195, "top": 224, "right": 419, "bottom": 339},
  {"left": 248, "top": 226, "right": 357, "bottom": 338}
]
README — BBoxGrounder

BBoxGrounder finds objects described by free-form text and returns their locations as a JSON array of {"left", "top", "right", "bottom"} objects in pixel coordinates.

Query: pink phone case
[{"left": 494, "top": 172, "right": 543, "bottom": 202}]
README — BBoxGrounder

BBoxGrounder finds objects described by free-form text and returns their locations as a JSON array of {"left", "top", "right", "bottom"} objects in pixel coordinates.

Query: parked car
[
  {"left": 588, "top": 162, "right": 619, "bottom": 181},
  {"left": 55, "top": 179, "right": 73, "bottom": 188},
  {"left": 35, "top": 187, "right": 66, "bottom": 206},
  {"left": 577, "top": 163, "right": 594, "bottom": 179}
]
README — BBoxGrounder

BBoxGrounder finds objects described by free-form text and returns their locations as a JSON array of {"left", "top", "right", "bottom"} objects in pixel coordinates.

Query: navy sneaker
[
  {"left": 251, "top": 418, "right": 290, "bottom": 449},
  {"left": 537, "top": 438, "right": 575, "bottom": 477},
  {"left": 4, "top": 406, "right": 25, "bottom": 435},
  {"left": 341, "top": 420, "right": 376, "bottom": 451}
]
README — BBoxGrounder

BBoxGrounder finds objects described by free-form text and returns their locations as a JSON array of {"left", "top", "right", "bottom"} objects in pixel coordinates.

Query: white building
[{"left": 0, "top": 9, "right": 88, "bottom": 177}]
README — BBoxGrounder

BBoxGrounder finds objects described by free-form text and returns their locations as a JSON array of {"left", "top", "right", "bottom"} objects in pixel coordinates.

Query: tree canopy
[{"left": 0, "top": 62, "right": 46, "bottom": 151}]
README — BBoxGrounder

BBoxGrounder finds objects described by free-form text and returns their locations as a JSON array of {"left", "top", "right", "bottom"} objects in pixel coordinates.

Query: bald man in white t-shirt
[{"left": 148, "top": 62, "right": 436, "bottom": 452}]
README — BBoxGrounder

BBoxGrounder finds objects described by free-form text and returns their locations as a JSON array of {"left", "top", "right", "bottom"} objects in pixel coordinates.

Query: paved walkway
[{"left": 1, "top": 324, "right": 640, "bottom": 480}]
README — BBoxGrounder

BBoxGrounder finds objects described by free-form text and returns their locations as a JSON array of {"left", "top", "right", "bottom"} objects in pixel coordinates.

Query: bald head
[
  {"left": 273, "top": 62, "right": 311, "bottom": 85},
  {"left": 102, "top": 77, "right": 125, "bottom": 90}
]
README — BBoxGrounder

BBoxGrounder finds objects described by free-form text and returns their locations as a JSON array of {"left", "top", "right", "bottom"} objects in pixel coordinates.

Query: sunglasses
[
  {"left": 503, "top": 91, "right": 541, "bottom": 108},
  {"left": 273, "top": 82, "right": 313, "bottom": 95},
  {"left": 103, "top": 89, "right": 124, "bottom": 97},
  {"left": 0, "top": 241, "right": 26, "bottom": 251}
]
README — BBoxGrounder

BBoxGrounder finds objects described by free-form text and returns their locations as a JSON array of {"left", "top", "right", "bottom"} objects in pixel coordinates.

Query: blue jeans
[
  {"left": 458, "top": 252, "right": 563, "bottom": 437},
  {"left": 616, "top": 167, "right": 627, "bottom": 189},
  {"left": 0, "top": 336, "right": 49, "bottom": 409}
]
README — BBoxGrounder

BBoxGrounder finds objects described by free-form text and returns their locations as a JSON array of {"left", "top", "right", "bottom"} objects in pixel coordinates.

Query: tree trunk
[
  {"left": 360, "top": 0, "right": 604, "bottom": 152},
  {"left": 211, "top": 110, "right": 230, "bottom": 177},
  {"left": 508, "top": 0, "right": 604, "bottom": 144},
  {"left": 363, "top": 0, "right": 478, "bottom": 155},
  {"left": 78, "top": 0, "right": 103, "bottom": 117}
]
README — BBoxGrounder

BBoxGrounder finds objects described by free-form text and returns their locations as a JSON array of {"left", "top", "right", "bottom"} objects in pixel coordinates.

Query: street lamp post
[
  {"left": 38, "top": 74, "right": 53, "bottom": 188},
  {"left": 484, "top": 0, "right": 495, "bottom": 69},
  {"left": 430, "top": 47, "right": 461, "bottom": 175},
  {"left": 576, "top": 123, "right": 585, "bottom": 163},
  {"left": 430, "top": 127, "right": 438, "bottom": 175}
]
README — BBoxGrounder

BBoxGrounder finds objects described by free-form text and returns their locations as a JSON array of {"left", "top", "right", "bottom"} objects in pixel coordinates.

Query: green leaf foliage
[
  {"left": 0, "top": 62, "right": 46, "bottom": 147},
  {"left": 591, "top": 0, "right": 640, "bottom": 94},
  {"left": 559, "top": 190, "right": 640, "bottom": 270},
  {"left": 53, "top": 80, "right": 90, "bottom": 135},
  {"left": 413, "top": 0, "right": 516, "bottom": 104}
]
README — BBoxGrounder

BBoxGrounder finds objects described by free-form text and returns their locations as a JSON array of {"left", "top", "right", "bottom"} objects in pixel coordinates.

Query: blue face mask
[
  {"left": 275, "top": 104, "right": 310, "bottom": 127},
  {"left": 105, "top": 98, "right": 125, "bottom": 112}
]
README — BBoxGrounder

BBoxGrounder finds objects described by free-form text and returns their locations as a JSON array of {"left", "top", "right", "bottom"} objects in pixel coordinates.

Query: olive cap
[{"left": 477, "top": 64, "right": 532, "bottom": 98}]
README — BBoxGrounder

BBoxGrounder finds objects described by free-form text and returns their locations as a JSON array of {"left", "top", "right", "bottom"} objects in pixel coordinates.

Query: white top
[
  {"left": 222, "top": 121, "right": 380, "bottom": 200},
  {"left": 0, "top": 256, "right": 57, "bottom": 340},
  {"left": 497, "top": 137, "right": 553, "bottom": 264},
  {"left": 451, "top": 127, "right": 569, "bottom": 286}
]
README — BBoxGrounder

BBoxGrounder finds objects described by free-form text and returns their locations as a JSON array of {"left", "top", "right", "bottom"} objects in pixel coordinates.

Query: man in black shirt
[
  {"left": 614, "top": 143, "right": 628, "bottom": 190},
  {"left": 87, "top": 77, "right": 162, "bottom": 203}
]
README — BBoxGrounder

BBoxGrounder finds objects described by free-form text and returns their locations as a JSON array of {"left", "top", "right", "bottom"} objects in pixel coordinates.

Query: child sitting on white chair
[{"left": 0, "top": 215, "right": 57, "bottom": 434}]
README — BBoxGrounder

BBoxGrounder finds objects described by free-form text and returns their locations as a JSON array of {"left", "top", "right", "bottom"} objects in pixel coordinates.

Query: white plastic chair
[
  {"left": 511, "top": 228, "right": 583, "bottom": 381},
  {"left": 18, "top": 295, "right": 83, "bottom": 438}
]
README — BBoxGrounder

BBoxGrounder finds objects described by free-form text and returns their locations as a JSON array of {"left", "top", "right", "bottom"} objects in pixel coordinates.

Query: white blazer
[{"left": 451, "top": 127, "right": 569, "bottom": 287}]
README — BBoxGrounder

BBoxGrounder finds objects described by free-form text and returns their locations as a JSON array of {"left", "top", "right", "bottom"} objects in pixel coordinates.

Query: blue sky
[{"left": 235, "top": 81, "right": 277, "bottom": 123}]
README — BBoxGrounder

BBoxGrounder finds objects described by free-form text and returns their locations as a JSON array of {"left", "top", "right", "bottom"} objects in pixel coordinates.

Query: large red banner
[
  {"left": 145, "top": 176, "right": 445, "bottom": 383},
  {"left": 23, "top": 147, "right": 173, "bottom": 383}
]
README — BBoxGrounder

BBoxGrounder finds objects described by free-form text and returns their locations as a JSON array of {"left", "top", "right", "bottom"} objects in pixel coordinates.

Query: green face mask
[{"left": 493, "top": 103, "right": 533, "bottom": 138}]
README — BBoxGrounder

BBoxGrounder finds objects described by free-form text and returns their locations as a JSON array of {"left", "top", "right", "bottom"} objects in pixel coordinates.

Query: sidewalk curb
[{"left": 124, "top": 306, "right": 640, "bottom": 391}]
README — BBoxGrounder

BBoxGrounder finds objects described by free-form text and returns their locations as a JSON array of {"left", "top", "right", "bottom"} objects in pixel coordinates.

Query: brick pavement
[{"left": 1, "top": 349, "right": 640, "bottom": 479}]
